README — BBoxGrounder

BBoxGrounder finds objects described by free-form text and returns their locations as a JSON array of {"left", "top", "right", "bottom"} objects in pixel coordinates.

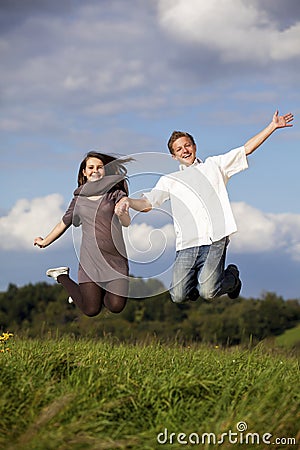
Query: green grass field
[
  {"left": 1, "top": 335, "right": 299, "bottom": 450},
  {"left": 275, "top": 324, "right": 300, "bottom": 349}
]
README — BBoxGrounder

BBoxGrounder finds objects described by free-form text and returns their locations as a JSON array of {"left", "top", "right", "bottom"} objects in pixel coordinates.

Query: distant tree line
[{"left": 0, "top": 279, "right": 300, "bottom": 346}]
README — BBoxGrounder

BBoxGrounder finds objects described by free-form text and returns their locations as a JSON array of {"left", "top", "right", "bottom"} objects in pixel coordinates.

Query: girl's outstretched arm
[{"left": 34, "top": 220, "right": 67, "bottom": 248}]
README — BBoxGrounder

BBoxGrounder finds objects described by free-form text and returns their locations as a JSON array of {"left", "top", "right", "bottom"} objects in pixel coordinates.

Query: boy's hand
[{"left": 272, "top": 110, "right": 293, "bottom": 129}]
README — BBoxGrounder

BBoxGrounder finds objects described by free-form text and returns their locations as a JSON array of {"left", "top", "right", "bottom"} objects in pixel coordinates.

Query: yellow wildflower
[{"left": 0, "top": 331, "right": 13, "bottom": 353}]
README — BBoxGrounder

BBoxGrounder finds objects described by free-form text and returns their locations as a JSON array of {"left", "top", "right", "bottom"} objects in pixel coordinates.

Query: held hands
[
  {"left": 114, "top": 197, "right": 131, "bottom": 227},
  {"left": 114, "top": 197, "right": 130, "bottom": 217},
  {"left": 272, "top": 110, "right": 294, "bottom": 129}
]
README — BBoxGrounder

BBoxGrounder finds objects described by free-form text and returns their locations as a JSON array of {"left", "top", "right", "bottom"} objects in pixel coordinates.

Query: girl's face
[{"left": 83, "top": 157, "right": 105, "bottom": 182}]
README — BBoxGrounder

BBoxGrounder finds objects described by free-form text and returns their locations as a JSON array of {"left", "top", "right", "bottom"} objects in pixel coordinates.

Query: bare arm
[
  {"left": 244, "top": 110, "right": 294, "bottom": 156},
  {"left": 115, "top": 209, "right": 131, "bottom": 227},
  {"left": 33, "top": 220, "right": 68, "bottom": 248},
  {"left": 115, "top": 196, "right": 152, "bottom": 215}
]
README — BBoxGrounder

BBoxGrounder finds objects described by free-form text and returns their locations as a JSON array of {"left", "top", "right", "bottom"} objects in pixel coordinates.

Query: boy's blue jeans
[{"left": 170, "top": 237, "right": 237, "bottom": 303}]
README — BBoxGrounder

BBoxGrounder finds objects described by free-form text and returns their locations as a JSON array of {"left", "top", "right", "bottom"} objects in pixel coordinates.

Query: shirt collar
[{"left": 179, "top": 157, "right": 202, "bottom": 171}]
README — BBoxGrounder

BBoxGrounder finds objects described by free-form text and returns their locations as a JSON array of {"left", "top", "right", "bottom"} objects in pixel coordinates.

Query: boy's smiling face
[{"left": 171, "top": 136, "right": 197, "bottom": 166}]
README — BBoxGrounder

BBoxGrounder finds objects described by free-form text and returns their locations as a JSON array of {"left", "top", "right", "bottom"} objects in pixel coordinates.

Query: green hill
[{"left": 275, "top": 324, "right": 300, "bottom": 349}]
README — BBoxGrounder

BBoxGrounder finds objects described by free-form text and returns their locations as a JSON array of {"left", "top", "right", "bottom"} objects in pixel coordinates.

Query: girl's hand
[
  {"left": 115, "top": 198, "right": 129, "bottom": 217},
  {"left": 115, "top": 199, "right": 131, "bottom": 227},
  {"left": 33, "top": 237, "right": 46, "bottom": 248}
]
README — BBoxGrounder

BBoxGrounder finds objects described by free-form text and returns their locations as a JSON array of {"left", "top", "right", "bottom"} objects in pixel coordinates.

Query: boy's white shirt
[{"left": 142, "top": 146, "right": 248, "bottom": 251}]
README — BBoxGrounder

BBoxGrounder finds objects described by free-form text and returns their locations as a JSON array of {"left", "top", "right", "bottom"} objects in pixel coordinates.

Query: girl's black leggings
[{"left": 58, "top": 274, "right": 128, "bottom": 317}]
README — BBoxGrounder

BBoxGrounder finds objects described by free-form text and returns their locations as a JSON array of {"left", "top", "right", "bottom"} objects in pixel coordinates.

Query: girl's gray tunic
[{"left": 62, "top": 176, "right": 129, "bottom": 284}]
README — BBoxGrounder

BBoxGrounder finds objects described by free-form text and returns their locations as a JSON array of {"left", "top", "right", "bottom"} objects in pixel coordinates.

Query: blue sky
[{"left": 0, "top": 0, "right": 300, "bottom": 299}]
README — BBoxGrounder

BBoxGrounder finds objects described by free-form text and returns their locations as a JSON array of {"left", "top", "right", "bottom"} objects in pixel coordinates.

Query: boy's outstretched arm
[
  {"left": 244, "top": 110, "right": 293, "bottom": 156},
  {"left": 115, "top": 196, "right": 152, "bottom": 215}
]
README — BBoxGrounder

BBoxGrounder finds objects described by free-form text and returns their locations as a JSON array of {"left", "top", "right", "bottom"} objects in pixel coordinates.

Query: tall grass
[{"left": 0, "top": 335, "right": 299, "bottom": 450}]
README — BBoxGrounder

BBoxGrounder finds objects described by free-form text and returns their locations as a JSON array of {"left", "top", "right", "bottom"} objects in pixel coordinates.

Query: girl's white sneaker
[{"left": 46, "top": 267, "right": 69, "bottom": 281}]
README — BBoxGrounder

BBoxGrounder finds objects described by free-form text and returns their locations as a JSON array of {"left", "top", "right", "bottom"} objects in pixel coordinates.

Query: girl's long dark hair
[{"left": 77, "top": 151, "right": 133, "bottom": 193}]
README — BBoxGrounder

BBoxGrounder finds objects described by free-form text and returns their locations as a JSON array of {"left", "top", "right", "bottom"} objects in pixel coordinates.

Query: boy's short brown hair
[{"left": 167, "top": 131, "right": 196, "bottom": 154}]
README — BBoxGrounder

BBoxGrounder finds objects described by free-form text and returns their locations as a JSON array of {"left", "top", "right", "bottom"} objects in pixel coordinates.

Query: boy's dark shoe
[
  {"left": 189, "top": 287, "right": 200, "bottom": 302},
  {"left": 227, "top": 264, "right": 242, "bottom": 299}
]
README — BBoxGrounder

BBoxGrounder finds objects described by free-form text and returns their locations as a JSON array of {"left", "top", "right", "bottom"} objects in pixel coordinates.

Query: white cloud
[
  {"left": 122, "top": 222, "right": 175, "bottom": 263},
  {"left": 125, "top": 202, "right": 300, "bottom": 263},
  {"left": 1, "top": 0, "right": 299, "bottom": 138},
  {"left": 157, "top": 0, "right": 300, "bottom": 63},
  {"left": 1, "top": 195, "right": 300, "bottom": 264},
  {"left": 271, "top": 22, "right": 300, "bottom": 60},
  {"left": 0, "top": 194, "right": 67, "bottom": 250},
  {"left": 231, "top": 202, "right": 300, "bottom": 260},
  {"left": 0, "top": 5, "right": 152, "bottom": 105}
]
